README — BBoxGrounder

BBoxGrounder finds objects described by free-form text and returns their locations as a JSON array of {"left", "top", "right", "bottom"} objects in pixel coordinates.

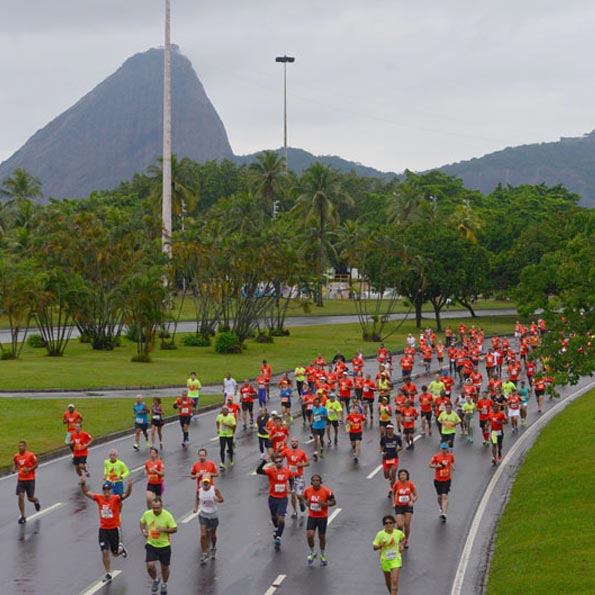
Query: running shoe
[
  {"left": 313, "top": 452, "right": 318, "bottom": 461},
  {"left": 291, "top": 512, "right": 298, "bottom": 519},
  {"left": 498, "top": 453, "right": 503, "bottom": 461},
  {"left": 118, "top": 542, "right": 128, "bottom": 558},
  {"left": 440, "top": 513, "right": 447, "bottom": 522},
  {"left": 388, "top": 489, "right": 393, "bottom": 499},
  {"left": 17, "top": 516, "right": 26, "bottom": 524},
  {"left": 230, "top": 459, "right": 235, "bottom": 467},
  {"left": 274, "top": 536, "right": 281, "bottom": 550},
  {"left": 219, "top": 463, "right": 226, "bottom": 470},
  {"left": 85, "top": 470, "right": 90, "bottom": 478},
  {"left": 151, "top": 579, "right": 161, "bottom": 593},
  {"left": 200, "top": 552, "right": 209, "bottom": 565},
  {"left": 181, "top": 442, "right": 187, "bottom": 448},
  {"left": 145, "top": 440, "right": 150, "bottom": 448},
  {"left": 34, "top": 500, "right": 41, "bottom": 512},
  {"left": 334, "top": 437, "right": 338, "bottom": 446},
  {"left": 133, "top": 444, "right": 140, "bottom": 451},
  {"left": 307, "top": 552, "right": 317, "bottom": 566},
  {"left": 327, "top": 440, "right": 332, "bottom": 447},
  {"left": 492, "top": 457, "right": 497, "bottom": 466},
  {"left": 521, "top": 420, "right": 527, "bottom": 426},
  {"left": 320, "top": 553, "right": 328, "bottom": 566},
  {"left": 319, "top": 450, "right": 324, "bottom": 458},
  {"left": 353, "top": 456, "right": 358, "bottom": 464},
  {"left": 102, "top": 573, "right": 113, "bottom": 583},
  {"left": 160, "top": 584, "right": 168, "bottom": 595},
  {"left": 299, "top": 500, "right": 306, "bottom": 513},
  {"left": 403, "top": 539, "right": 409, "bottom": 549},
  {"left": 211, "top": 548, "right": 217, "bottom": 559},
  {"left": 160, "top": 442, "right": 164, "bottom": 450},
  {"left": 243, "top": 424, "right": 247, "bottom": 431}
]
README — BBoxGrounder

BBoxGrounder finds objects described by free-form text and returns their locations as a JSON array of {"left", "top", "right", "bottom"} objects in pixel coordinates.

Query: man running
[
  {"left": 187, "top": 371, "right": 202, "bottom": 417},
  {"left": 103, "top": 449, "right": 130, "bottom": 496},
  {"left": 145, "top": 446, "right": 165, "bottom": 509},
  {"left": 346, "top": 406, "right": 365, "bottom": 463},
  {"left": 281, "top": 437, "right": 310, "bottom": 518},
  {"left": 325, "top": 393, "right": 343, "bottom": 447},
  {"left": 304, "top": 474, "right": 336, "bottom": 566},
  {"left": 173, "top": 390, "right": 193, "bottom": 448},
  {"left": 216, "top": 405, "right": 236, "bottom": 470},
  {"left": 437, "top": 401, "right": 461, "bottom": 448},
  {"left": 380, "top": 425, "right": 402, "bottom": 498},
  {"left": 256, "top": 455, "right": 296, "bottom": 550},
  {"left": 311, "top": 397, "right": 328, "bottom": 461},
  {"left": 189, "top": 449, "right": 219, "bottom": 513},
  {"left": 140, "top": 498, "right": 177, "bottom": 594},
  {"left": 80, "top": 477, "right": 133, "bottom": 584},
  {"left": 429, "top": 443, "right": 455, "bottom": 522},
  {"left": 222, "top": 372, "right": 238, "bottom": 401},
  {"left": 256, "top": 407, "right": 272, "bottom": 459},
  {"left": 12, "top": 440, "right": 41, "bottom": 524},
  {"left": 373, "top": 515, "right": 405, "bottom": 595},
  {"left": 239, "top": 378, "right": 256, "bottom": 430},
  {"left": 62, "top": 403, "right": 82, "bottom": 448},
  {"left": 133, "top": 394, "right": 150, "bottom": 451},
  {"left": 488, "top": 402, "right": 508, "bottom": 465},
  {"left": 70, "top": 422, "right": 93, "bottom": 479},
  {"left": 197, "top": 476, "right": 224, "bottom": 564}
]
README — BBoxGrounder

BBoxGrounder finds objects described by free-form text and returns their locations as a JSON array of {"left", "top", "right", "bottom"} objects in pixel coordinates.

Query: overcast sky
[{"left": 2, "top": 1, "right": 595, "bottom": 173}]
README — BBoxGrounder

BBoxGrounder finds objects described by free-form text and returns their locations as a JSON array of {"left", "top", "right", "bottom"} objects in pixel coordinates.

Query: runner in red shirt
[
  {"left": 304, "top": 475, "right": 336, "bottom": 566},
  {"left": 239, "top": 379, "right": 257, "bottom": 430},
  {"left": 362, "top": 375, "right": 377, "bottom": 423},
  {"left": 338, "top": 372, "right": 354, "bottom": 410},
  {"left": 401, "top": 401, "right": 419, "bottom": 450},
  {"left": 144, "top": 446, "right": 165, "bottom": 509},
  {"left": 400, "top": 354, "right": 413, "bottom": 380},
  {"left": 12, "top": 440, "right": 41, "bottom": 524},
  {"left": 393, "top": 390, "right": 408, "bottom": 433},
  {"left": 346, "top": 409, "right": 365, "bottom": 463},
  {"left": 173, "top": 390, "right": 194, "bottom": 448},
  {"left": 392, "top": 469, "right": 418, "bottom": 548},
  {"left": 418, "top": 386, "right": 434, "bottom": 437},
  {"left": 351, "top": 352, "right": 364, "bottom": 375},
  {"left": 488, "top": 403, "right": 508, "bottom": 465},
  {"left": 256, "top": 455, "right": 296, "bottom": 550},
  {"left": 507, "top": 390, "right": 522, "bottom": 434},
  {"left": 476, "top": 392, "right": 494, "bottom": 445},
  {"left": 281, "top": 438, "right": 310, "bottom": 519},
  {"left": 81, "top": 476, "right": 133, "bottom": 583},
  {"left": 429, "top": 444, "right": 455, "bottom": 522},
  {"left": 260, "top": 360, "right": 272, "bottom": 398},
  {"left": 70, "top": 422, "right": 93, "bottom": 479},
  {"left": 62, "top": 404, "right": 83, "bottom": 447},
  {"left": 268, "top": 415, "right": 290, "bottom": 453},
  {"left": 377, "top": 343, "right": 389, "bottom": 364}
]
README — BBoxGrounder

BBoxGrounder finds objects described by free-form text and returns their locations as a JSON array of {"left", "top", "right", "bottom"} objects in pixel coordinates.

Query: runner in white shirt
[{"left": 222, "top": 373, "right": 238, "bottom": 400}]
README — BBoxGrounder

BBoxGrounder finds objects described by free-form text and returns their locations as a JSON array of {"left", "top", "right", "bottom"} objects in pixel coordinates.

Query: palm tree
[
  {"left": 292, "top": 163, "right": 354, "bottom": 306},
  {"left": 0, "top": 168, "right": 43, "bottom": 204},
  {"left": 250, "top": 150, "right": 285, "bottom": 216},
  {"left": 386, "top": 179, "right": 425, "bottom": 226},
  {"left": 148, "top": 155, "right": 199, "bottom": 226},
  {"left": 449, "top": 199, "right": 484, "bottom": 242}
]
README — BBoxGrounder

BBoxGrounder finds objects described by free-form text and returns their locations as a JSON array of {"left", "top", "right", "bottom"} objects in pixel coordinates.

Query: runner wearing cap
[
  {"left": 311, "top": 397, "right": 328, "bottom": 461},
  {"left": 216, "top": 405, "right": 236, "bottom": 470},
  {"left": 173, "top": 390, "right": 193, "bottom": 448},
  {"left": 12, "top": 440, "right": 41, "bottom": 524},
  {"left": 62, "top": 404, "right": 82, "bottom": 448},
  {"left": 145, "top": 446, "right": 165, "bottom": 509},
  {"left": 380, "top": 425, "right": 402, "bottom": 498},
  {"left": 268, "top": 413, "right": 290, "bottom": 454},
  {"left": 103, "top": 449, "right": 130, "bottom": 496},
  {"left": 197, "top": 476, "right": 224, "bottom": 564},
  {"left": 189, "top": 449, "right": 219, "bottom": 513},
  {"left": 187, "top": 371, "right": 202, "bottom": 418},
  {"left": 70, "top": 422, "right": 93, "bottom": 479},
  {"left": 133, "top": 394, "right": 150, "bottom": 451},
  {"left": 256, "top": 407, "right": 273, "bottom": 459},
  {"left": 239, "top": 378, "right": 256, "bottom": 430},
  {"left": 429, "top": 443, "right": 455, "bottom": 522},
  {"left": 437, "top": 401, "right": 461, "bottom": 449},
  {"left": 304, "top": 474, "right": 336, "bottom": 566},
  {"left": 80, "top": 476, "right": 133, "bottom": 584},
  {"left": 373, "top": 514, "right": 405, "bottom": 595},
  {"left": 346, "top": 406, "right": 365, "bottom": 464}
]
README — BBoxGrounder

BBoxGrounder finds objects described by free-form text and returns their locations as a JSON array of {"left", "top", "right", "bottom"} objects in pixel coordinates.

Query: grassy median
[
  {"left": 0, "top": 316, "right": 516, "bottom": 391},
  {"left": 487, "top": 388, "right": 595, "bottom": 594}
]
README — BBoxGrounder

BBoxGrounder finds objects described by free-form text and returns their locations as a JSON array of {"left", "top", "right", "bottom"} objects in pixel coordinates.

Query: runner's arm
[
  {"left": 79, "top": 478, "right": 94, "bottom": 500},
  {"left": 121, "top": 479, "right": 134, "bottom": 501},
  {"left": 256, "top": 460, "right": 267, "bottom": 475}
]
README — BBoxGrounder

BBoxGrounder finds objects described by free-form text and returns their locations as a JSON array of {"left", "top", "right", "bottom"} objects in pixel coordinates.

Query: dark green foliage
[{"left": 214, "top": 332, "right": 242, "bottom": 354}]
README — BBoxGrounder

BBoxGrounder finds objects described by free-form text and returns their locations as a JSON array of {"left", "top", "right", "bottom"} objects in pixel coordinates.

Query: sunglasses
[{"left": 384, "top": 520, "right": 394, "bottom": 525}]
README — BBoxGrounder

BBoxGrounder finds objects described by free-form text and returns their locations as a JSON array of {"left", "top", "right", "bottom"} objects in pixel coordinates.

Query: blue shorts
[
  {"left": 258, "top": 389, "right": 267, "bottom": 406},
  {"left": 108, "top": 481, "right": 124, "bottom": 496},
  {"left": 268, "top": 496, "right": 288, "bottom": 518}
]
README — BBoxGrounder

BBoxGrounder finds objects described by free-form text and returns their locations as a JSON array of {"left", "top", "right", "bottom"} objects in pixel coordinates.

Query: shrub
[
  {"left": 131, "top": 353, "right": 152, "bottom": 363},
  {"left": 214, "top": 331, "right": 242, "bottom": 354},
  {"left": 182, "top": 334, "right": 211, "bottom": 347},
  {"left": 255, "top": 332, "right": 274, "bottom": 344},
  {"left": 160, "top": 339, "right": 177, "bottom": 350},
  {"left": 270, "top": 327, "right": 290, "bottom": 337},
  {"left": 1, "top": 351, "right": 17, "bottom": 360},
  {"left": 27, "top": 334, "right": 47, "bottom": 348}
]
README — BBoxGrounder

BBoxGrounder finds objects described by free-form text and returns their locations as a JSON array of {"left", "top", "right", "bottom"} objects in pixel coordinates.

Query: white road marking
[
  {"left": 366, "top": 465, "right": 383, "bottom": 479},
  {"left": 264, "top": 574, "right": 286, "bottom": 595},
  {"left": 27, "top": 501, "right": 64, "bottom": 521},
  {"left": 180, "top": 510, "right": 199, "bottom": 524},
  {"left": 305, "top": 438, "right": 314, "bottom": 444},
  {"left": 450, "top": 380, "right": 595, "bottom": 595},
  {"left": 78, "top": 570, "right": 122, "bottom": 595},
  {"left": 327, "top": 507, "right": 342, "bottom": 525},
  {"left": 210, "top": 436, "right": 219, "bottom": 442},
  {"left": 130, "top": 464, "right": 145, "bottom": 473}
]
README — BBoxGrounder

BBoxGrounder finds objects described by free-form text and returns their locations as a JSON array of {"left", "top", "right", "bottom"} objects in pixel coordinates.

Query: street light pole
[
  {"left": 275, "top": 55, "right": 295, "bottom": 175},
  {"left": 162, "top": 0, "right": 172, "bottom": 257}
]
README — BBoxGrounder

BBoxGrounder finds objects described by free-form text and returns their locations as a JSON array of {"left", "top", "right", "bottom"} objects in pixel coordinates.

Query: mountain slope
[
  {"left": 438, "top": 131, "right": 595, "bottom": 207},
  {"left": 0, "top": 47, "right": 232, "bottom": 200}
]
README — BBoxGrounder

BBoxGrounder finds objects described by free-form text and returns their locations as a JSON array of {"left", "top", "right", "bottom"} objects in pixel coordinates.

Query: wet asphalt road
[{"left": 4, "top": 329, "right": 585, "bottom": 595}]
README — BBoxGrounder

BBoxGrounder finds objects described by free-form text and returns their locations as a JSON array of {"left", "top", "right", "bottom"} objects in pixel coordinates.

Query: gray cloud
[{"left": 2, "top": 1, "right": 595, "bottom": 174}]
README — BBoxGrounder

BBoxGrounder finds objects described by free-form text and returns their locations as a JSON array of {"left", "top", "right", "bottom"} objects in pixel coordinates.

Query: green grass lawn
[
  {"left": 0, "top": 315, "right": 517, "bottom": 390},
  {"left": 487, "top": 389, "right": 595, "bottom": 594},
  {"left": 0, "top": 394, "right": 223, "bottom": 470}
]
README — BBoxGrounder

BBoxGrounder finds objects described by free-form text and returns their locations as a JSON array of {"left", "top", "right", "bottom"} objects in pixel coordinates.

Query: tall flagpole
[{"left": 162, "top": 0, "right": 172, "bottom": 257}]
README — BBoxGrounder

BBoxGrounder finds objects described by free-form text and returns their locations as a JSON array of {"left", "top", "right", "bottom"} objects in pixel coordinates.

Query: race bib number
[
  {"left": 274, "top": 483, "right": 285, "bottom": 493},
  {"left": 101, "top": 508, "right": 113, "bottom": 519},
  {"left": 313, "top": 415, "right": 321, "bottom": 423},
  {"left": 385, "top": 549, "right": 397, "bottom": 560},
  {"left": 398, "top": 495, "right": 409, "bottom": 503},
  {"left": 493, "top": 430, "right": 502, "bottom": 436},
  {"left": 152, "top": 414, "right": 162, "bottom": 421},
  {"left": 136, "top": 417, "right": 144, "bottom": 424},
  {"left": 385, "top": 458, "right": 397, "bottom": 466},
  {"left": 289, "top": 465, "right": 297, "bottom": 473},
  {"left": 181, "top": 407, "right": 190, "bottom": 415},
  {"left": 310, "top": 502, "right": 321, "bottom": 511}
]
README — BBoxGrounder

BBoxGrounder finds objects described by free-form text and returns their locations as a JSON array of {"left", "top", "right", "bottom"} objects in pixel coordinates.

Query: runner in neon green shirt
[
  {"left": 373, "top": 514, "right": 405, "bottom": 593},
  {"left": 140, "top": 499, "right": 177, "bottom": 593},
  {"left": 103, "top": 449, "right": 130, "bottom": 496},
  {"left": 325, "top": 393, "right": 343, "bottom": 446}
]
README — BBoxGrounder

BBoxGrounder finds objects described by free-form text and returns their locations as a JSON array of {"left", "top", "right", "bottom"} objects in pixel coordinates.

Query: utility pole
[
  {"left": 275, "top": 55, "right": 295, "bottom": 175},
  {"left": 162, "top": 0, "right": 172, "bottom": 257}
]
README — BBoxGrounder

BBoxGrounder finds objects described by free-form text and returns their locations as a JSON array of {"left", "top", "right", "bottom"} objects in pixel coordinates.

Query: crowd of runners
[{"left": 11, "top": 320, "right": 552, "bottom": 594}]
